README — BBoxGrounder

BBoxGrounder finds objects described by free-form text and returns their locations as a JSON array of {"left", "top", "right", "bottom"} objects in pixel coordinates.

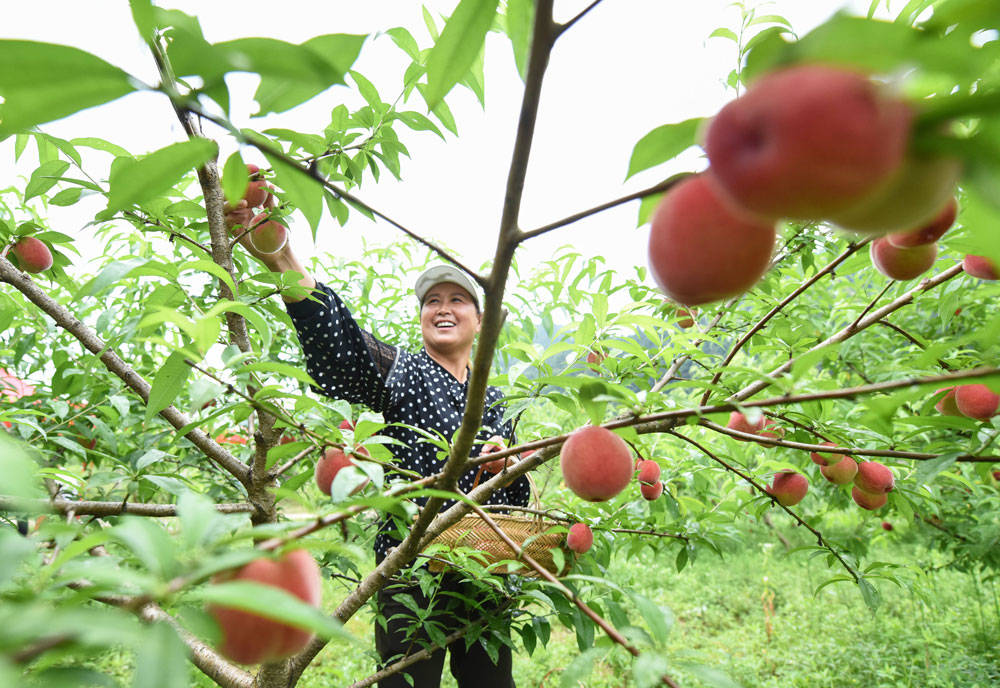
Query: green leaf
[
  {"left": 630, "top": 592, "right": 673, "bottom": 644},
  {"left": 146, "top": 351, "right": 193, "bottom": 421},
  {"left": 71, "top": 136, "right": 131, "bottom": 157},
  {"left": 913, "top": 452, "right": 960, "bottom": 484},
  {"left": 129, "top": 0, "right": 156, "bottom": 43},
  {"left": 24, "top": 160, "right": 70, "bottom": 201},
  {"left": 243, "top": 360, "right": 315, "bottom": 386},
  {"left": 263, "top": 151, "right": 322, "bottom": 233},
  {"left": 76, "top": 257, "right": 147, "bottom": 299},
  {"left": 350, "top": 70, "right": 382, "bottom": 108},
  {"left": 49, "top": 187, "right": 83, "bottom": 206},
  {"left": 505, "top": 0, "right": 534, "bottom": 80},
  {"left": 423, "top": 0, "right": 500, "bottom": 109},
  {"left": 196, "top": 580, "right": 350, "bottom": 642},
  {"left": 677, "top": 662, "right": 745, "bottom": 688},
  {"left": 221, "top": 151, "right": 249, "bottom": 208},
  {"left": 708, "top": 27, "right": 739, "bottom": 42},
  {"left": 858, "top": 576, "right": 882, "bottom": 611},
  {"left": 238, "top": 34, "right": 366, "bottom": 116},
  {"left": 392, "top": 110, "right": 445, "bottom": 140},
  {"left": 559, "top": 647, "right": 602, "bottom": 688},
  {"left": 0, "top": 40, "right": 136, "bottom": 136},
  {"left": 111, "top": 517, "right": 178, "bottom": 579},
  {"left": 386, "top": 27, "right": 421, "bottom": 61},
  {"left": 626, "top": 118, "right": 704, "bottom": 180},
  {"left": 133, "top": 622, "right": 189, "bottom": 688},
  {"left": 103, "top": 139, "right": 217, "bottom": 216}
]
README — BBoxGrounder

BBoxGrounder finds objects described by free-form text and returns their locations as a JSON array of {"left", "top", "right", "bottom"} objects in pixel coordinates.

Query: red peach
[
  {"left": 870, "top": 238, "right": 937, "bottom": 281},
  {"left": 934, "top": 387, "right": 962, "bottom": 416},
  {"left": 648, "top": 174, "right": 776, "bottom": 306},
  {"left": 10, "top": 237, "right": 54, "bottom": 273},
  {"left": 854, "top": 461, "right": 895, "bottom": 494},
  {"left": 886, "top": 197, "right": 959, "bottom": 248},
  {"left": 954, "top": 384, "right": 1000, "bottom": 421},
  {"left": 249, "top": 214, "right": 288, "bottom": 254},
  {"left": 560, "top": 426, "right": 633, "bottom": 502},
  {"left": 208, "top": 548, "right": 321, "bottom": 665},
  {"left": 766, "top": 471, "right": 808, "bottom": 506},
  {"left": 640, "top": 480, "right": 664, "bottom": 501},
  {"left": 704, "top": 64, "right": 912, "bottom": 220},
  {"left": 963, "top": 255, "right": 999, "bottom": 280},
  {"left": 810, "top": 441, "right": 843, "bottom": 466},
  {"left": 566, "top": 523, "right": 593, "bottom": 554},
  {"left": 820, "top": 455, "right": 858, "bottom": 485},
  {"left": 726, "top": 411, "right": 766, "bottom": 438},
  {"left": 852, "top": 486, "right": 887, "bottom": 510},
  {"left": 315, "top": 447, "right": 368, "bottom": 496},
  {"left": 636, "top": 460, "right": 662, "bottom": 485}
]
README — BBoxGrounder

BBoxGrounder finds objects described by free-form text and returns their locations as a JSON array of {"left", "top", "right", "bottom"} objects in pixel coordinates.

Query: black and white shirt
[{"left": 285, "top": 282, "right": 530, "bottom": 560}]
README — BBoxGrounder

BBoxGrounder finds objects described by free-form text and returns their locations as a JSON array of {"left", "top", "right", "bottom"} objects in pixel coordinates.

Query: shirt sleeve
[{"left": 284, "top": 282, "right": 396, "bottom": 412}]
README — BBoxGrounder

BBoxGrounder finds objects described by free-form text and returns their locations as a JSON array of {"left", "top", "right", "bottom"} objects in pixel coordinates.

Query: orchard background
[{"left": 1, "top": 1, "right": 1000, "bottom": 687}]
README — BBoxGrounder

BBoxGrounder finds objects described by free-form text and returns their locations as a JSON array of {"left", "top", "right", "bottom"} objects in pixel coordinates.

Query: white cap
[{"left": 414, "top": 265, "right": 480, "bottom": 308}]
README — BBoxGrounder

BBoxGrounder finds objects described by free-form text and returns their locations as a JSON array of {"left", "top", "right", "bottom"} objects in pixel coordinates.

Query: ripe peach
[
  {"left": 963, "top": 255, "right": 999, "bottom": 280},
  {"left": 560, "top": 426, "right": 633, "bottom": 502},
  {"left": 637, "top": 460, "right": 661, "bottom": 485},
  {"left": 586, "top": 350, "right": 605, "bottom": 366},
  {"left": 766, "top": 471, "right": 808, "bottom": 506},
  {"left": 954, "top": 384, "right": 1000, "bottom": 421},
  {"left": 10, "top": 237, "right": 53, "bottom": 273},
  {"left": 934, "top": 387, "right": 962, "bottom": 416},
  {"left": 249, "top": 214, "right": 288, "bottom": 254},
  {"left": 852, "top": 486, "right": 887, "bottom": 510},
  {"left": 820, "top": 455, "right": 858, "bottom": 485},
  {"left": 704, "top": 64, "right": 912, "bottom": 220},
  {"left": 853, "top": 461, "right": 894, "bottom": 494},
  {"left": 830, "top": 155, "right": 960, "bottom": 234},
  {"left": 755, "top": 419, "right": 784, "bottom": 447},
  {"left": 566, "top": 523, "right": 593, "bottom": 554},
  {"left": 993, "top": 470, "right": 1000, "bottom": 481},
  {"left": 726, "top": 411, "right": 766, "bottom": 438},
  {"left": 640, "top": 480, "right": 664, "bottom": 501},
  {"left": 881, "top": 521, "right": 893, "bottom": 531},
  {"left": 315, "top": 447, "right": 368, "bottom": 496},
  {"left": 208, "top": 548, "right": 321, "bottom": 665},
  {"left": 242, "top": 164, "right": 269, "bottom": 208},
  {"left": 870, "top": 238, "right": 937, "bottom": 281},
  {"left": 810, "top": 441, "right": 844, "bottom": 466},
  {"left": 647, "top": 174, "right": 775, "bottom": 306},
  {"left": 886, "top": 196, "right": 959, "bottom": 248}
]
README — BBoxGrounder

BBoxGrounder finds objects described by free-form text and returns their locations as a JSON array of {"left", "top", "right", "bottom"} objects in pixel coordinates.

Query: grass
[{"left": 49, "top": 521, "right": 1000, "bottom": 688}]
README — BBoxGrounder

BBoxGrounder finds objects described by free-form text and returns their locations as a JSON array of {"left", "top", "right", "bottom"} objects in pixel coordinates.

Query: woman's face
[{"left": 419, "top": 282, "right": 482, "bottom": 357}]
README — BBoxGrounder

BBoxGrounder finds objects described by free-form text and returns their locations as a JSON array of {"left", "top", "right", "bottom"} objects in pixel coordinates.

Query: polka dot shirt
[{"left": 285, "top": 282, "right": 530, "bottom": 560}]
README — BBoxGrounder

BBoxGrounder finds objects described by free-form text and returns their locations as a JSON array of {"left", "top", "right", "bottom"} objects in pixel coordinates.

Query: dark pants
[{"left": 374, "top": 574, "right": 515, "bottom": 688}]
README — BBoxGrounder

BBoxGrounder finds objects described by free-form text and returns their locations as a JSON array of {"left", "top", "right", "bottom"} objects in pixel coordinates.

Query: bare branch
[{"left": 0, "top": 497, "right": 254, "bottom": 517}]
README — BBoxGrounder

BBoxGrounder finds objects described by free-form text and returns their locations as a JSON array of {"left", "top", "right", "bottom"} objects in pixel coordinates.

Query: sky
[{"left": 0, "top": 0, "right": 877, "bottom": 285}]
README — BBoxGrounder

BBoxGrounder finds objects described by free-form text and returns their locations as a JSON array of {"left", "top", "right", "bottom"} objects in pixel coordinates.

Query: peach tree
[{"left": 2, "top": 1, "right": 1000, "bottom": 687}]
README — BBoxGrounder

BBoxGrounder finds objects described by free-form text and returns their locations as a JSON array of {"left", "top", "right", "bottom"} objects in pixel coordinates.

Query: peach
[
  {"left": 830, "top": 155, "right": 960, "bottom": 234},
  {"left": 954, "top": 384, "right": 1000, "bottom": 421},
  {"left": 315, "top": 447, "right": 368, "bottom": 496},
  {"left": 820, "top": 455, "right": 858, "bottom": 485},
  {"left": 853, "top": 461, "right": 894, "bottom": 494},
  {"left": 10, "top": 237, "right": 53, "bottom": 273},
  {"left": 766, "top": 471, "right": 808, "bottom": 506},
  {"left": 852, "top": 486, "right": 887, "bottom": 510},
  {"left": 640, "top": 480, "right": 664, "bottom": 501},
  {"left": 208, "top": 548, "right": 321, "bottom": 665},
  {"left": 963, "top": 255, "right": 999, "bottom": 280},
  {"left": 881, "top": 521, "right": 893, "bottom": 531},
  {"left": 810, "top": 441, "right": 844, "bottom": 466},
  {"left": 934, "top": 387, "right": 962, "bottom": 416},
  {"left": 647, "top": 174, "right": 776, "bottom": 306},
  {"left": 704, "top": 64, "right": 912, "bottom": 220},
  {"left": 636, "top": 459, "right": 661, "bottom": 485},
  {"left": 726, "top": 411, "right": 765, "bottom": 439},
  {"left": 249, "top": 214, "right": 288, "bottom": 254},
  {"left": 870, "top": 238, "right": 937, "bottom": 281},
  {"left": 755, "top": 418, "right": 784, "bottom": 447},
  {"left": 566, "top": 523, "right": 593, "bottom": 554},
  {"left": 560, "top": 426, "right": 633, "bottom": 502},
  {"left": 885, "top": 196, "right": 959, "bottom": 247}
]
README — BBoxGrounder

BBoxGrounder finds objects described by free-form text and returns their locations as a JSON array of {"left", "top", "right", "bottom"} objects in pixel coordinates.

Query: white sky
[{"left": 0, "top": 1, "right": 875, "bottom": 283}]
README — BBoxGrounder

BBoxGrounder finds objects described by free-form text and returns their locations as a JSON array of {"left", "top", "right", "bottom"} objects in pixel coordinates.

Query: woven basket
[
  {"left": 425, "top": 512, "right": 569, "bottom": 577},
  {"left": 425, "top": 475, "right": 569, "bottom": 577}
]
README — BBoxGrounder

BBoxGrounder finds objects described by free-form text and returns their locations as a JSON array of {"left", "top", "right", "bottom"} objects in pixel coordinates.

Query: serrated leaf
[
  {"left": 423, "top": 0, "right": 499, "bottom": 109},
  {"left": 103, "top": 139, "right": 217, "bottom": 216},
  {"left": 626, "top": 118, "right": 704, "bottom": 180},
  {"left": 146, "top": 351, "right": 192, "bottom": 420},
  {"left": 0, "top": 40, "right": 136, "bottom": 136}
]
